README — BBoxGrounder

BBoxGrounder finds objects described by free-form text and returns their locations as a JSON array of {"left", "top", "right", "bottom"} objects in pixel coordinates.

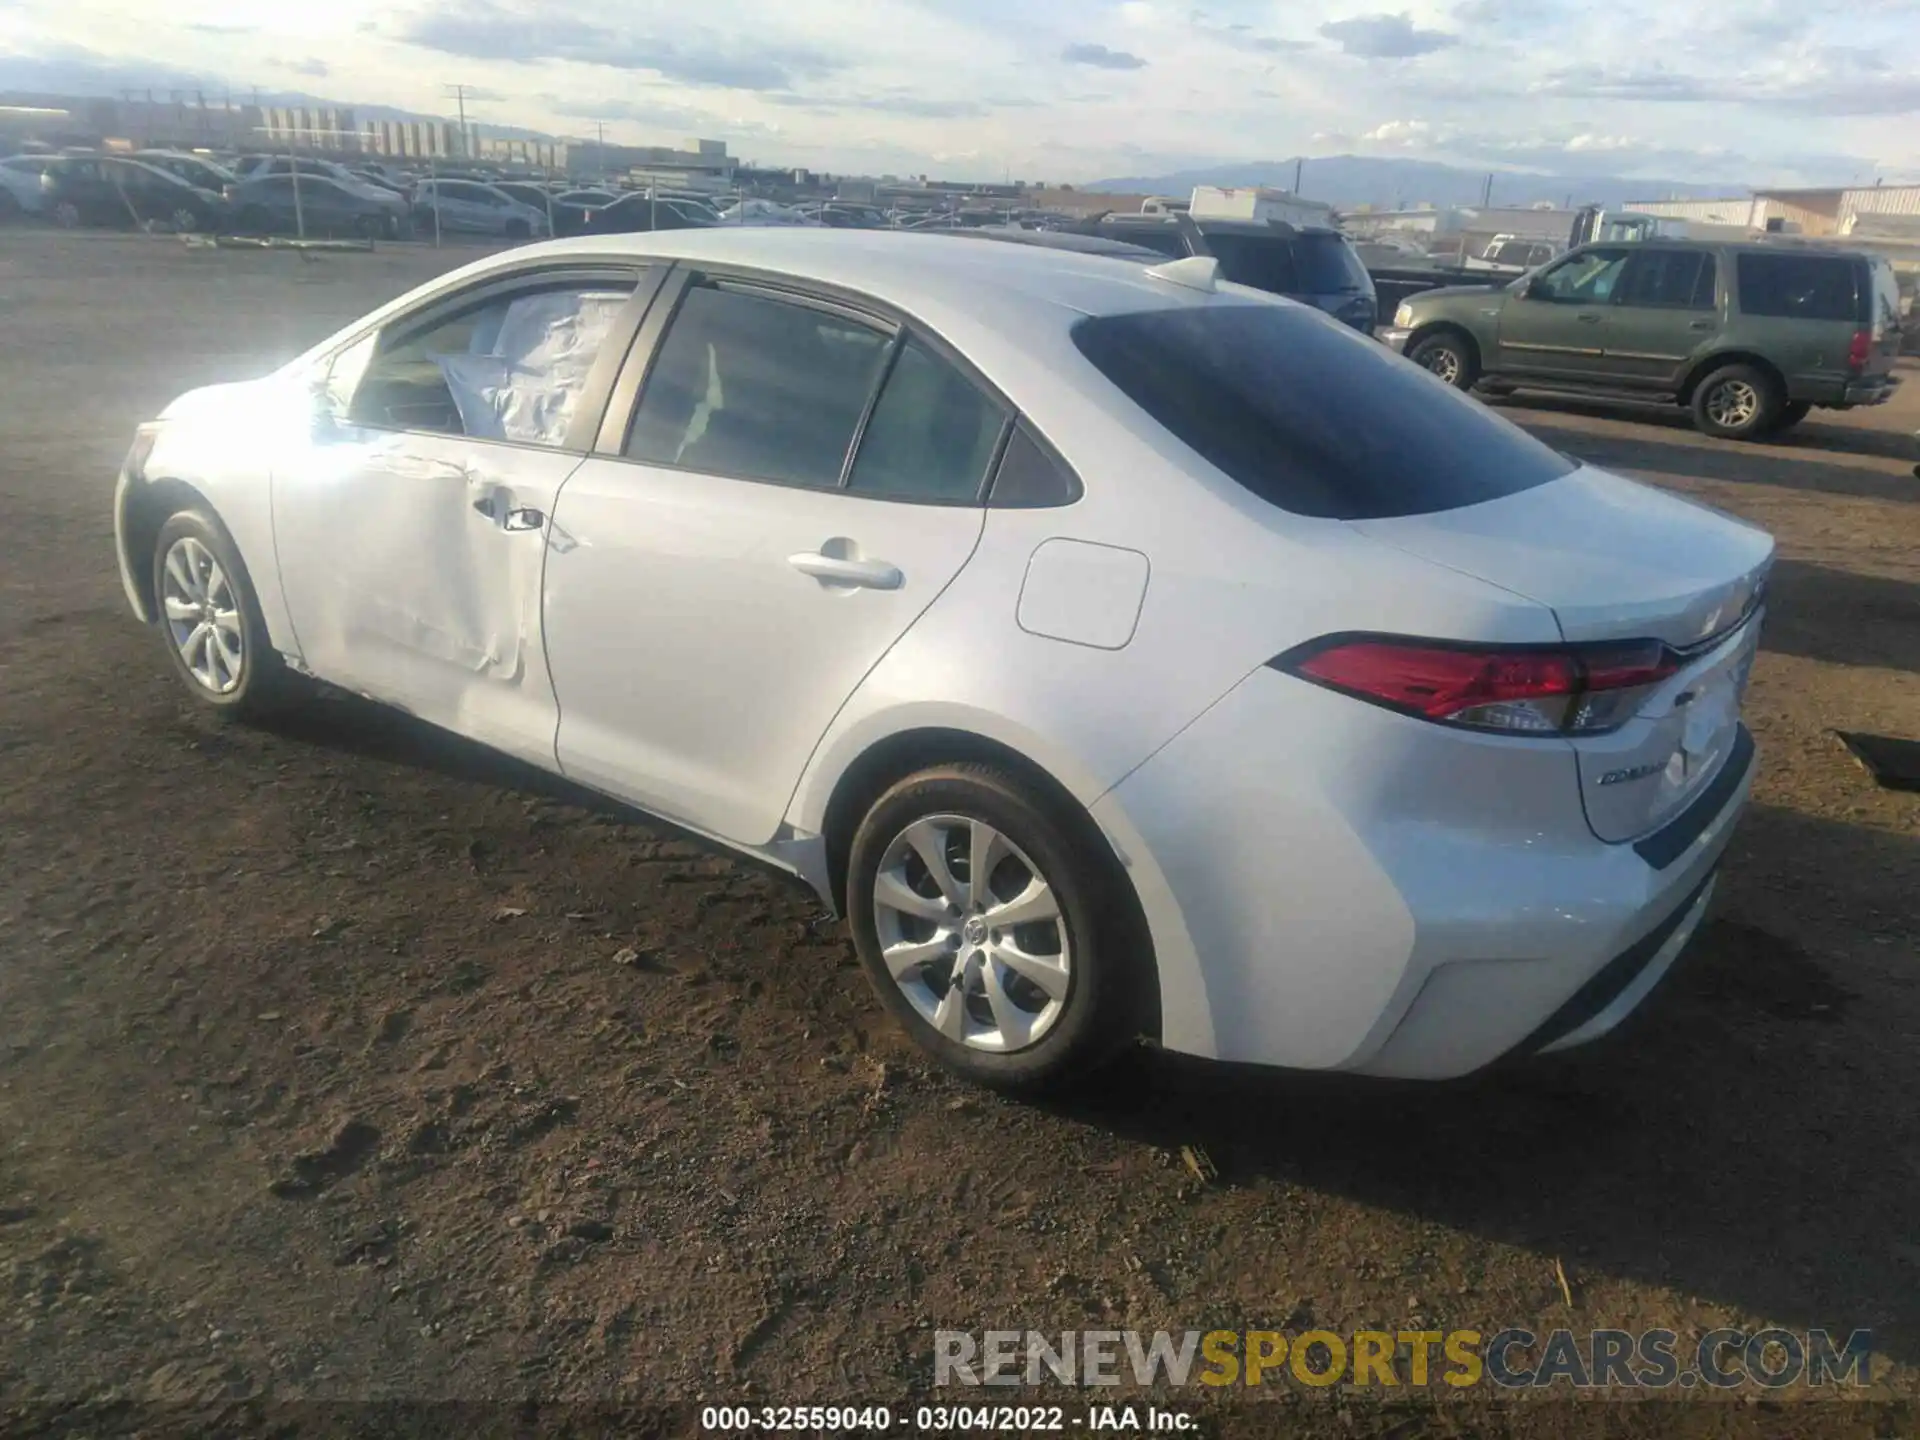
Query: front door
[
  {"left": 273, "top": 268, "right": 647, "bottom": 767},
  {"left": 545, "top": 274, "right": 1011, "bottom": 845},
  {"left": 1494, "top": 246, "right": 1633, "bottom": 381},
  {"left": 1599, "top": 248, "right": 1720, "bottom": 390}
]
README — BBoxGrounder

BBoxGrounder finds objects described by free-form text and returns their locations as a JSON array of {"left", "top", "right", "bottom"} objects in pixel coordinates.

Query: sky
[{"left": 2, "top": 0, "right": 1917, "bottom": 186}]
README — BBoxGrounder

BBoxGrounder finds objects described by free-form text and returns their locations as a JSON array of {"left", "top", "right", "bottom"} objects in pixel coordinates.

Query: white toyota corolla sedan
[{"left": 114, "top": 228, "right": 1771, "bottom": 1092}]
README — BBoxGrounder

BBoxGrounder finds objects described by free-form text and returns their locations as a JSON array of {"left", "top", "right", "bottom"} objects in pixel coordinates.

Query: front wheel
[
  {"left": 1407, "top": 330, "right": 1479, "bottom": 390},
  {"left": 151, "top": 509, "right": 303, "bottom": 720},
  {"left": 1691, "top": 363, "right": 1782, "bottom": 440},
  {"left": 846, "top": 763, "right": 1145, "bottom": 1094}
]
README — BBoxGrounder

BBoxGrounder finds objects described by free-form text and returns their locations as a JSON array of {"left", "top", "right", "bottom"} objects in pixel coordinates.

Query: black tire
[
  {"left": 150, "top": 508, "right": 303, "bottom": 721},
  {"left": 51, "top": 199, "right": 80, "bottom": 230},
  {"left": 0, "top": 190, "right": 20, "bottom": 224},
  {"left": 846, "top": 762, "right": 1147, "bottom": 1095},
  {"left": 238, "top": 205, "right": 271, "bottom": 235},
  {"left": 170, "top": 205, "right": 200, "bottom": 234},
  {"left": 1407, "top": 329, "right": 1479, "bottom": 390},
  {"left": 354, "top": 213, "right": 384, "bottom": 241},
  {"left": 1771, "top": 400, "right": 1813, "bottom": 434},
  {"left": 1691, "top": 362, "right": 1782, "bottom": 440},
  {"left": 503, "top": 218, "right": 530, "bottom": 240}
]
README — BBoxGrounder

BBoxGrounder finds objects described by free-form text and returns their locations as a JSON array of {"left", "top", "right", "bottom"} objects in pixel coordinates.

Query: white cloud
[{"left": 0, "top": 0, "right": 1913, "bottom": 183}]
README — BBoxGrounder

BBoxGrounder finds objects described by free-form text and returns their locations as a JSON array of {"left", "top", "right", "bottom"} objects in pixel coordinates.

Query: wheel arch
[
  {"left": 120, "top": 475, "right": 219, "bottom": 623},
  {"left": 815, "top": 724, "right": 1162, "bottom": 1040},
  {"left": 1679, "top": 350, "right": 1785, "bottom": 404},
  {"left": 1405, "top": 320, "right": 1483, "bottom": 369}
]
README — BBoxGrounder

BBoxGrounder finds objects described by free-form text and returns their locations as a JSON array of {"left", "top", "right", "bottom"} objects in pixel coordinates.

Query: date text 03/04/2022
[{"left": 699, "top": 1404, "right": 1199, "bottom": 1432}]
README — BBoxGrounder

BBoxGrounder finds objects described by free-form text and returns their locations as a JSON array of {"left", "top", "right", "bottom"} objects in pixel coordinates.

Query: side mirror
[{"left": 1514, "top": 277, "right": 1538, "bottom": 300}]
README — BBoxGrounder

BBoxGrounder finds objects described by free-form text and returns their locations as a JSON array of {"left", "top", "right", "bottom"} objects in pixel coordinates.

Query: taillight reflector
[
  {"left": 1278, "top": 636, "right": 1683, "bottom": 735},
  {"left": 1848, "top": 330, "right": 1872, "bottom": 371}
]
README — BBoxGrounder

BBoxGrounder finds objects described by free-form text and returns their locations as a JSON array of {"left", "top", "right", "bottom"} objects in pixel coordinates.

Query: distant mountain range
[{"left": 1088, "top": 156, "right": 1743, "bottom": 211}]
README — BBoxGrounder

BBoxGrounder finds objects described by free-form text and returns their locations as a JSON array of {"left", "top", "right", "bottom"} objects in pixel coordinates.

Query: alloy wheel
[
  {"left": 871, "top": 814, "right": 1071, "bottom": 1053},
  {"left": 1705, "top": 379, "right": 1759, "bottom": 430},
  {"left": 1420, "top": 347, "right": 1461, "bottom": 385},
  {"left": 161, "top": 536, "right": 245, "bottom": 695}
]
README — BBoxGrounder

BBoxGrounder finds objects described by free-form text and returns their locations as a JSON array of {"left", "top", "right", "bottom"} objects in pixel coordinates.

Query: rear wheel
[
  {"left": 151, "top": 509, "right": 303, "bottom": 720},
  {"left": 52, "top": 199, "right": 80, "bottom": 229},
  {"left": 846, "top": 763, "right": 1144, "bottom": 1094},
  {"left": 1691, "top": 363, "right": 1781, "bottom": 440},
  {"left": 1408, "top": 330, "right": 1479, "bottom": 390},
  {"left": 354, "top": 213, "right": 384, "bottom": 240},
  {"left": 169, "top": 205, "right": 200, "bottom": 234}
]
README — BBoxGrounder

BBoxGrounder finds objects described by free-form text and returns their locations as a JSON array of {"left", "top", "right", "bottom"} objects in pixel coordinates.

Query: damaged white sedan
[{"left": 116, "top": 229, "right": 1771, "bottom": 1092}]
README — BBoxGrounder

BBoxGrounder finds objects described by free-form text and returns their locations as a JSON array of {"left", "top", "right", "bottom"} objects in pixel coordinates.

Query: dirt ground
[{"left": 0, "top": 231, "right": 1914, "bottom": 1437}]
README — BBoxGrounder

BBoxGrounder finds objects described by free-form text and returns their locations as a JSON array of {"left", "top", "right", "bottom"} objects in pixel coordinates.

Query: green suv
[{"left": 1378, "top": 242, "right": 1903, "bottom": 439}]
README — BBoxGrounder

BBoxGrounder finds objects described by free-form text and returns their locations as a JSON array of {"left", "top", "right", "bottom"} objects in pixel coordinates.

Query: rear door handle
[
  {"left": 1688, "top": 319, "right": 1714, "bottom": 330},
  {"left": 787, "top": 551, "right": 903, "bottom": 590},
  {"left": 471, "top": 495, "right": 545, "bottom": 531},
  {"left": 1576, "top": 312, "right": 1604, "bottom": 323}
]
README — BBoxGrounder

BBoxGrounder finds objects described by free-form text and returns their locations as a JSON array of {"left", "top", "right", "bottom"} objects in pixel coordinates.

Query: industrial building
[{"left": 1625, "top": 184, "right": 1920, "bottom": 238}]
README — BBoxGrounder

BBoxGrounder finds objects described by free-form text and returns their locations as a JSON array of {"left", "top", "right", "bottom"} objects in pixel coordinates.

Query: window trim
[
  {"left": 1528, "top": 246, "right": 1633, "bottom": 305},
  {"left": 597, "top": 261, "right": 1031, "bottom": 506},
  {"left": 328, "top": 261, "right": 666, "bottom": 453}
]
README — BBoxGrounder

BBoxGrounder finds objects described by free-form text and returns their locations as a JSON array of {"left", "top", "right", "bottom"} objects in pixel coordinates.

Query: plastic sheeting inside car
[{"left": 435, "top": 289, "right": 630, "bottom": 446}]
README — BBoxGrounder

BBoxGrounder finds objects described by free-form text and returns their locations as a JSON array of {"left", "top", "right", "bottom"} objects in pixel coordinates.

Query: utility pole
[
  {"left": 1482, "top": 172, "right": 1494, "bottom": 207},
  {"left": 1293, "top": 156, "right": 1304, "bottom": 195},
  {"left": 446, "top": 82, "right": 474, "bottom": 160}
]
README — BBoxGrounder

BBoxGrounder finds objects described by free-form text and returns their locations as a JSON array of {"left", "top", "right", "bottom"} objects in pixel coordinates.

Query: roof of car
[
  {"left": 1097, "top": 214, "right": 1346, "bottom": 239},
  {"left": 495, "top": 227, "right": 1250, "bottom": 318}
]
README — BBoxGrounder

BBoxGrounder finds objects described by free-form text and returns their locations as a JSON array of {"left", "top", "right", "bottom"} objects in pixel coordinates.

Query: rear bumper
[
  {"left": 1792, "top": 373, "right": 1900, "bottom": 406},
  {"left": 1093, "top": 670, "right": 1754, "bottom": 1080}
]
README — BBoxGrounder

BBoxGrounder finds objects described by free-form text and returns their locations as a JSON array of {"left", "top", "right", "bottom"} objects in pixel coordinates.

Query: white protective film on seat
[{"left": 435, "top": 289, "right": 630, "bottom": 446}]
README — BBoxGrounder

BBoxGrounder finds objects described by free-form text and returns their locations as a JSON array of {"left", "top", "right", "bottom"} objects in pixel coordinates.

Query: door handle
[
  {"left": 1688, "top": 319, "right": 1714, "bottom": 330},
  {"left": 787, "top": 551, "right": 903, "bottom": 590},
  {"left": 471, "top": 495, "right": 545, "bottom": 531},
  {"left": 1576, "top": 312, "right": 1604, "bottom": 323}
]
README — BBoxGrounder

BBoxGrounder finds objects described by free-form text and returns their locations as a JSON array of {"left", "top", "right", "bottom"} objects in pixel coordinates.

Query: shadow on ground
[
  {"left": 1051, "top": 802, "right": 1918, "bottom": 1361},
  {"left": 1513, "top": 409, "right": 1917, "bottom": 506},
  {"left": 1763, "top": 561, "right": 1919, "bottom": 673}
]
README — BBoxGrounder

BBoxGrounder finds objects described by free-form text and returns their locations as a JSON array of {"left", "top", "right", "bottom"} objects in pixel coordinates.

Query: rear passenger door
[
  {"left": 1600, "top": 248, "right": 1719, "bottom": 389},
  {"left": 543, "top": 270, "right": 1011, "bottom": 846}
]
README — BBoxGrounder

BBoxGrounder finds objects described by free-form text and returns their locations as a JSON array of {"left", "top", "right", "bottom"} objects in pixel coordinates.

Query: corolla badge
[{"left": 1598, "top": 760, "right": 1669, "bottom": 787}]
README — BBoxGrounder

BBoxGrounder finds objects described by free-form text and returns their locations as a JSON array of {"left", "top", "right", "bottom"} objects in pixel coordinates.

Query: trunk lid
[{"left": 1355, "top": 466, "right": 1773, "bottom": 842}]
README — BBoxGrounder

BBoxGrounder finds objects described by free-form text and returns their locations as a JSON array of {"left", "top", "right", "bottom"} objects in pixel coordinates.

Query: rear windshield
[
  {"left": 1207, "top": 233, "right": 1298, "bottom": 294},
  {"left": 1735, "top": 253, "right": 1864, "bottom": 323},
  {"left": 1293, "top": 232, "right": 1373, "bottom": 292},
  {"left": 1072, "top": 303, "right": 1575, "bottom": 520}
]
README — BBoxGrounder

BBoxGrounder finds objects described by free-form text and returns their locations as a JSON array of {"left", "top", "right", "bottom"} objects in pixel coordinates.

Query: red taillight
[
  {"left": 1848, "top": 329, "right": 1872, "bottom": 371},
  {"left": 1279, "top": 637, "right": 1681, "bottom": 735}
]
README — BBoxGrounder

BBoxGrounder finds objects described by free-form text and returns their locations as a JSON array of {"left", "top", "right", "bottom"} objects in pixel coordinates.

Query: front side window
[
  {"left": 847, "top": 338, "right": 1008, "bottom": 502},
  {"left": 625, "top": 285, "right": 891, "bottom": 488},
  {"left": 1073, "top": 302, "right": 1574, "bottom": 520},
  {"left": 346, "top": 279, "right": 636, "bottom": 445},
  {"left": 1530, "top": 248, "right": 1632, "bottom": 304}
]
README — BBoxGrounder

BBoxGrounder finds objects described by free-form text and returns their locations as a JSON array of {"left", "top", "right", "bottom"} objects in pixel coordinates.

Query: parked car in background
[
  {"left": 1463, "top": 235, "right": 1560, "bottom": 274},
  {"left": 238, "top": 156, "right": 409, "bottom": 222},
  {"left": 1085, "top": 215, "right": 1379, "bottom": 332},
  {"left": 580, "top": 191, "right": 720, "bottom": 233},
  {"left": 38, "top": 155, "right": 225, "bottom": 232},
  {"left": 0, "top": 155, "right": 47, "bottom": 218},
  {"left": 411, "top": 178, "right": 550, "bottom": 239},
  {"left": 228, "top": 174, "right": 405, "bottom": 239},
  {"left": 1380, "top": 241, "right": 1904, "bottom": 438},
  {"left": 113, "top": 228, "right": 1771, "bottom": 1094},
  {"left": 545, "top": 188, "right": 620, "bottom": 236},
  {"left": 135, "top": 150, "right": 238, "bottom": 194},
  {"left": 490, "top": 181, "right": 559, "bottom": 213}
]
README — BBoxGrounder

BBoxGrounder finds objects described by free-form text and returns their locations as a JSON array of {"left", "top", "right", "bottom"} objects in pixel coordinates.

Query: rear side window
[
  {"left": 1206, "top": 233, "right": 1300, "bottom": 294},
  {"left": 1618, "top": 251, "right": 1716, "bottom": 310},
  {"left": 626, "top": 284, "right": 891, "bottom": 488},
  {"left": 1736, "top": 254, "right": 1862, "bottom": 322},
  {"left": 989, "top": 424, "right": 1082, "bottom": 508},
  {"left": 847, "top": 338, "right": 1009, "bottom": 502},
  {"left": 1073, "top": 303, "right": 1575, "bottom": 520}
]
